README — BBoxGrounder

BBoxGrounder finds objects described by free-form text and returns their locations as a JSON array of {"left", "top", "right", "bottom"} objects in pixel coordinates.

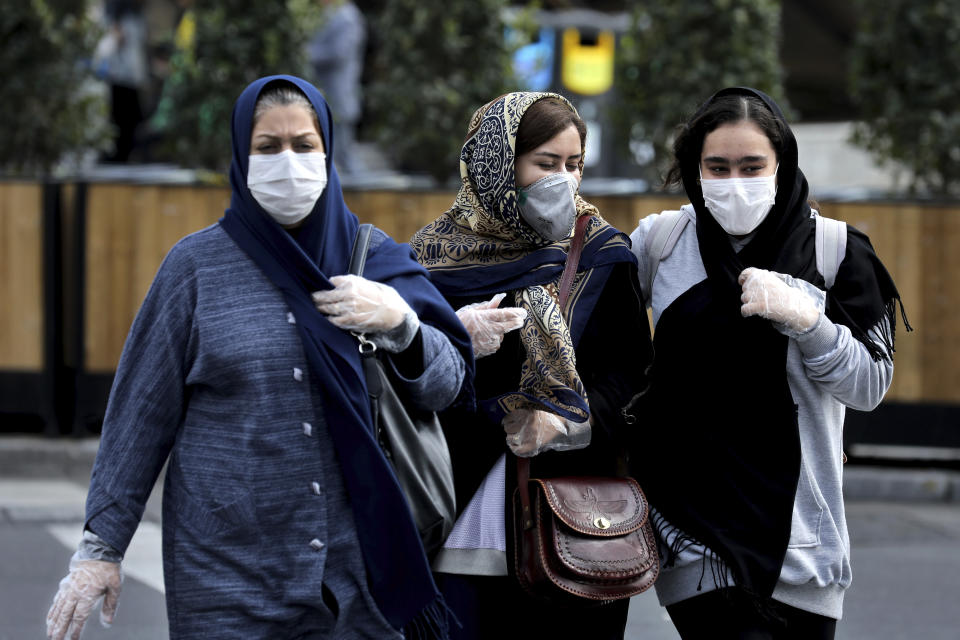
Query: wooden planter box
[{"left": 2, "top": 181, "right": 957, "bottom": 453}]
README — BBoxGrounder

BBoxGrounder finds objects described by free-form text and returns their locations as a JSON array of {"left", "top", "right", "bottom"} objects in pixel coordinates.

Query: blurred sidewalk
[
  {"left": 0, "top": 436, "right": 165, "bottom": 524},
  {"left": 2, "top": 434, "right": 960, "bottom": 508}
]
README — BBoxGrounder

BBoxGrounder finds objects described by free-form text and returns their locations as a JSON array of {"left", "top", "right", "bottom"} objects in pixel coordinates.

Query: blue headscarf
[{"left": 219, "top": 75, "right": 472, "bottom": 638}]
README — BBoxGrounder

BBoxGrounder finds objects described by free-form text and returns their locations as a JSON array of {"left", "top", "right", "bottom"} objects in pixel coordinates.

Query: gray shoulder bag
[{"left": 348, "top": 223, "right": 456, "bottom": 559}]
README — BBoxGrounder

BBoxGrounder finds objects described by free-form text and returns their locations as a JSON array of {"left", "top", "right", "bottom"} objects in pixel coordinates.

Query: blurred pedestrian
[
  {"left": 307, "top": 0, "right": 367, "bottom": 175},
  {"left": 140, "top": 0, "right": 196, "bottom": 155},
  {"left": 93, "top": 0, "right": 149, "bottom": 162},
  {"left": 411, "top": 92, "right": 655, "bottom": 640},
  {"left": 628, "top": 86, "right": 911, "bottom": 639},
  {"left": 46, "top": 74, "right": 472, "bottom": 640}
]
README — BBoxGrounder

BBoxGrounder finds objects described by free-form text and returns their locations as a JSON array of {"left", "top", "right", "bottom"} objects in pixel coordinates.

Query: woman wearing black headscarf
[
  {"left": 46, "top": 75, "right": 472, "bottom": 640},
  {"left": 628, "top": 87, "right": 909, "bottom": 639}
]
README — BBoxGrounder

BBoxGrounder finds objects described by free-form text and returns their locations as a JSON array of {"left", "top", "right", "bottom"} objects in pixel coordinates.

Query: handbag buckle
[{"left": 352, "top": 331, "right": 377, "bottom": 354}]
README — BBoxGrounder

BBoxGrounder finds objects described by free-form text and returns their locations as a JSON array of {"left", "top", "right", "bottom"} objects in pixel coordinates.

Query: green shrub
[
  {"left": 0, "top": 0, "right": 109, "bottom": 176},
  {"left": 151, "top": 0, "right": 317, "bottom": 175},
  {"left": 613, "top": 0, "right": 787, "bottom": 187},
  {"left": 365, "top": 0, "right": 514, "bottom": 185},
  {"left": 849, "top": 0, "right": 960, "bottom": 198}
]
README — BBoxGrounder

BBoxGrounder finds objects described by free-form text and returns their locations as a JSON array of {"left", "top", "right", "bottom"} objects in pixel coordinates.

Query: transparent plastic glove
[
  {"left": 456, "top": 293, "right": 527, "bottom": 358},
  {"left": 739, "top": 267, "right": 822, "bottom": 334},
  {"left": 46, "top": 552, "right": 123, "bottom": 640},
  {"left": 502, "top": 408, "right": 591, "bottom": 457},
  {"left": 312, "top": 274, "right": 414, "bottom": 334}
]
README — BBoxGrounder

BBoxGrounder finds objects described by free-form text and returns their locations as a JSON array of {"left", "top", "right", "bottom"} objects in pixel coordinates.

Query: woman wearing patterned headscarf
[
  {"left": 628, "top": 87, "right": 910, "bottom": 638},
  {"left": 411, "top": 92, "right": 655, "bottom": 639},
  {"left": 46, "top": 75, "right": 472, "bottom": 640}
]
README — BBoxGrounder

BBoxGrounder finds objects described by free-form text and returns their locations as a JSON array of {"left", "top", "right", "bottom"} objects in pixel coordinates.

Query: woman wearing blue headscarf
[{"left": 46, "top": 75, "right": 473, "bottom": 640}]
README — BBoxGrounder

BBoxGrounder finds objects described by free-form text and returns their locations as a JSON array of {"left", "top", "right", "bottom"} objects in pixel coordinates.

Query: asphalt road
[
  {"left": 1, "top": 454, "right": 959, "bottom": 639},
  {"left": 625, "top": 500, "right": 960, "bottom": 640}
]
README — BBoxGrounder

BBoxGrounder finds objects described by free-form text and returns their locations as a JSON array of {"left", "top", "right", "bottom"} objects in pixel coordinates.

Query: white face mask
[
  {"left": 700, "top": 168, "right": 778, "bottom": 235},
  {"left": 247, "top": 150, "right": 328, "bottom": 227},
  {"left": 517, "top": 172, "right": 579, "bottom": 241}
]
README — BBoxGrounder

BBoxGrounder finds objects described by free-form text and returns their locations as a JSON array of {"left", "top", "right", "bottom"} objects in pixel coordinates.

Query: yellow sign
[{"left": 561, "top": 28, "right": 615, "bottom": 96}]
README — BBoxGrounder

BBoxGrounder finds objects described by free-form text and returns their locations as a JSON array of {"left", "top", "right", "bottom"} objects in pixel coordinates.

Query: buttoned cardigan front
[{"left": 84, "top": 223, "right": 465, "bottom": 638}]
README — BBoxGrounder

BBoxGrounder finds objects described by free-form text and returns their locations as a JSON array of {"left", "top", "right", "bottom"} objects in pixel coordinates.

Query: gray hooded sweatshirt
[{"left": 630, "top": 206, "right": 893, "bottom": 619}]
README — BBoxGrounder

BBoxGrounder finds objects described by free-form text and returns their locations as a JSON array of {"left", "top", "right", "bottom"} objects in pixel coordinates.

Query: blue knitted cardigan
[{"left": 220, "top": 74, "right": 473, "bottom": 639}]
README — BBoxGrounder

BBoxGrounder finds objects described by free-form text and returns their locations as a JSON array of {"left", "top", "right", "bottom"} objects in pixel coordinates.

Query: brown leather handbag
[
  {"left": 512, "top": 461, "right": 659, "bottom": 604},
  {"left": 510, "top": 214, "right": 659, "bottom": 605}
]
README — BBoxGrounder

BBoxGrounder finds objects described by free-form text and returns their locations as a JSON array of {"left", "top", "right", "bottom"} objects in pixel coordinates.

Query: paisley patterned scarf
[{"left": 411, "top": 92, "right": 635, "bottom": 424}]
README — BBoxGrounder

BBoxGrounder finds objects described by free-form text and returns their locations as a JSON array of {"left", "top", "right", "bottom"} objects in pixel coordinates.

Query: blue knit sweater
[{"left": 84, "top": 223, "right": 465, "bottom": 638}]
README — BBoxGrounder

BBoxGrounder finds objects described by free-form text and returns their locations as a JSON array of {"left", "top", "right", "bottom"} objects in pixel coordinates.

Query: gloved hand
[
  {"left": 739, "top": 267, "right": 822, "bottom": 334},
  {"left": 312, "top": 274, "right": 415, "bottom": 334},
  {"left": 502, "top": 408, "right": 591, "bottom": 457},
  {"left": 46, "top": 552, "right": 123, "bottom": 640},
  {"left": 456, "top": 293, "right": 527, "bottom": 358}
]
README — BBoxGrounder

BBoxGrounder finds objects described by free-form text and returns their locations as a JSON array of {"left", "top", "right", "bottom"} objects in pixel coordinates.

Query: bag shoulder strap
[
  {"left": 643, "top": 210, "right": 689, "bottom": 296},
  {"left": 349, "top": 223, "right": 381, "bottom": 394},
  {"left": 517, "top": 214, "right": 593, "bottom": 528},
  {"left": 814, "top": 214, "right": 847, "bottom": 289},
  {"left": 349, "top": 223, "right": 374, "bottom": 276},
  {"left": 557, "top": 214, "right": 593, "bottom": 307}
]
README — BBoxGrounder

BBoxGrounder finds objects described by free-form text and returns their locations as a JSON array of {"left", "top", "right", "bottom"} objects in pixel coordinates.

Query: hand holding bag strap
[
  {"left": 348, "top": 223, "right": 382, "bottom": 408},
  {"left": 348, "top": 224, "right": 398, "bottom": 441},
  {"left": 517, "top": 214, "right": 593, "bottom": 529}
]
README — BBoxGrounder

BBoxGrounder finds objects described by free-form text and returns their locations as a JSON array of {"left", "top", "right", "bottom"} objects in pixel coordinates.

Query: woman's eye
[
  {"left": 256, "top": 145, "right": 276, "bottom": 153},
  {"left": 538, "top": 163, "right": 556, "bottom": 170}
]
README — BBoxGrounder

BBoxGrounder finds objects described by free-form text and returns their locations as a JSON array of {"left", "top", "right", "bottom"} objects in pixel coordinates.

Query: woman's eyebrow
[
  {"left": 735, "top": 155, "right": 768, "bottom": 165},
  {"left": 702, "top": 155, "right": 768, "bottom": 165},
  {"left": 253, "top": 131, "right": 319, "bottom": 140},
  {"left": 532, "top": 151, "right": 581, "bottom": 160}
]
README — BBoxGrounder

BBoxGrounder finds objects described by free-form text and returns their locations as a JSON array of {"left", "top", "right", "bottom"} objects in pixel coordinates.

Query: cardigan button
[
  {"left": 287, "top": 312, "right": 297, "bottom": 324},
  {"left": 311, "top": 482, "right": 322, "bottom": 496},
  {"left": 302, "top": 422, "right": 313, "bottom": 436},
  {"left": 293, "top": 367, "right": 303, "bottom": 382},
  {"left": 309, "top": 539, "right": 325, "bottom": 551}
]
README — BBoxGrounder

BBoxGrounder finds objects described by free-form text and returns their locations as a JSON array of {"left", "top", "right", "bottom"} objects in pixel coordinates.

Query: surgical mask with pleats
[
  {"left": 517, "top": 172, "right": 579, "bottom": 242},
  {"left": 247, "top": 150, "right": 327, "bottom": 227},
  {"left": 700, "top": 167, "right": 778, "bottom": 235}
]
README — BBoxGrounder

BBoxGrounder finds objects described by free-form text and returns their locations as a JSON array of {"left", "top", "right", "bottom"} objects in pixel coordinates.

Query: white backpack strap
[
  {"left": 815, "top": 214, "right": 847, "bottom": 289},
  {"left": 643, "top": 210, "right": 689, "bottom": 295}
]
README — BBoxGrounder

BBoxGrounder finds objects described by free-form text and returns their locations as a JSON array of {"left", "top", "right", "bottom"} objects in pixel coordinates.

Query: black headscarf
[
  {"left": 683, "top": 87, "right": 909, "bottom": 360},
  {"left": 636, "top": 87, "right": 909, "bottom": 598}
]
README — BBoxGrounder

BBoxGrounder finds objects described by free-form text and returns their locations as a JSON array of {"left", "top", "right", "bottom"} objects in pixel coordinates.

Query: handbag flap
[{"left": 533, "top": 476, "right": 647, "bottom": 536}]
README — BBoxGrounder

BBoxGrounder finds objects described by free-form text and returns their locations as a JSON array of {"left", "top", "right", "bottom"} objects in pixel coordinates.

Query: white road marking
[{"left": 0, "top": 479, "right": 165, "bottom": 594}]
